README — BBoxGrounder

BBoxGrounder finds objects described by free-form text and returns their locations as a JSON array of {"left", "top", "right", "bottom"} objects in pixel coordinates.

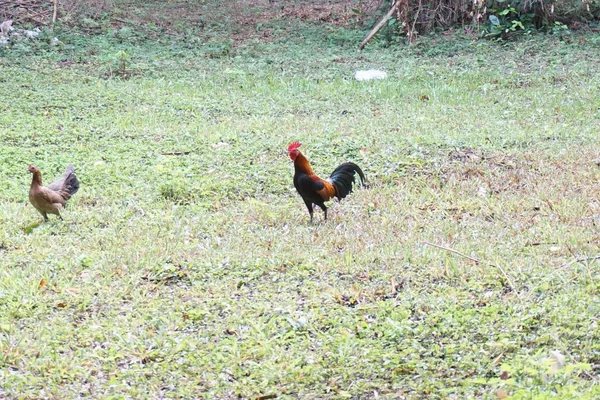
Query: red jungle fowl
[
  {"left": 288, "top": 142, "right": 365, "bottom": 222},
  {"left": 28, "top": 164, "right": 80, "bottom": 221}
]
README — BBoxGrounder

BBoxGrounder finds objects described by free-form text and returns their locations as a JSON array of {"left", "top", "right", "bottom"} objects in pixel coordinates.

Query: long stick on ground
[
  {"left": 423, "top": 241, "right": 522, "bottom": 301},
  {"left": 358, "top": 1, "right": 399, "bottom": 50}
]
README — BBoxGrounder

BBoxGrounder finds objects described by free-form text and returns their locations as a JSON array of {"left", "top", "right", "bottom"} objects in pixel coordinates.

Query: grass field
[{"left": 1, "top": 2, "right": 600, "bottom": 398}]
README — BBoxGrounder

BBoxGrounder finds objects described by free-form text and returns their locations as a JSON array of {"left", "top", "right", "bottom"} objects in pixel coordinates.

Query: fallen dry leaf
[{"left": 491, "top": 353, "right": 504, "bottom": 366}]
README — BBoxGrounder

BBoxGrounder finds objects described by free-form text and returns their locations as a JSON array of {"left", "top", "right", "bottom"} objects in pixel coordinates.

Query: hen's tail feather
[
  {"left": 329, "top": 162, "right": 365, "bottom": 200},
  {"left": 48, "top": 164, "right": 80, "bottom": 198},
  {"left": 64, "top": 164, "right": 80, "bottom": 196}
]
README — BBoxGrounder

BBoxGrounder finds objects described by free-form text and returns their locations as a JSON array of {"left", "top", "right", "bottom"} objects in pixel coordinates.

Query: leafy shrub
[{"left": 360, "top": 0, "right": 598, "bottom": 43}]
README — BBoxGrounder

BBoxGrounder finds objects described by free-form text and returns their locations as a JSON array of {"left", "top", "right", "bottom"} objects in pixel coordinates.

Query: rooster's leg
[
  {"left": 303, "top": 200, "right": 314, "bottom": 223},
  {"left": 316, "top": 202, "right": 328, "bottom": 221}
]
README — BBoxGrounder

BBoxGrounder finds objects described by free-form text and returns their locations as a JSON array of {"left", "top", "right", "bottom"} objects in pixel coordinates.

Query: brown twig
[
  {"left": 359, "top": 0, "right": 399, "bottom": 49},
  {"left": 557, "top": 255, "right": 600, "bottom": 271},
  {"left": 112, "top": 17, "right": 131, "bottom": 24},
  {"left": 525, "top": 241, "right": 559, "bottom": 247},
  {"left": 408, "top": 0, "right": 422, "bottom": 43},
  {"left": 423, "top": 241, "right": 522, "bottom": 301},
  {"left": 424, "top": 241, "right": 483, "bottom": 264},
  {"left": 527, "top": 254, "right": 600, "bottom": 300},
  {"left": 161, "top": 151, "right": 191, "bottom": 156}
]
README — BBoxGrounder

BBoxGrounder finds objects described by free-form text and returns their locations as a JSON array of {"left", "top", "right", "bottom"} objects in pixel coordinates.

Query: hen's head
[
  {"left": 27, "top": 164, "right": 40, "bottom": 174},
  {"left": 288, "top": 141, "right": 302, "bottom": 161}
]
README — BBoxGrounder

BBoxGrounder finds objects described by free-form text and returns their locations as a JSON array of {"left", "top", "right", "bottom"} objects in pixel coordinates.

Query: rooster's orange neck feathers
[{"left": 293, "top": 152, "right": 315, "bottom": 176}]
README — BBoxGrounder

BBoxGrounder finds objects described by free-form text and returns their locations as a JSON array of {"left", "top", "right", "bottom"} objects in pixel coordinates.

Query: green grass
[{"left": 1, "top": 11, "right": 600, "bottom": 398}]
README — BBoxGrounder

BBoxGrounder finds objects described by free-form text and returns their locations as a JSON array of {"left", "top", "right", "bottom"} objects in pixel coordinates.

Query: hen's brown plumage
[{"left": 28, "top": 164, "right": 80, "bottom": 221}]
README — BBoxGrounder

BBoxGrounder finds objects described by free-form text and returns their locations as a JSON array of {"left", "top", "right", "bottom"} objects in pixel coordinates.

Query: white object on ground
[
  {"left": 24, "top": 28, "right": 41, "bottom": 39},
  {"left": 211, "top": 142, "right": 230, "bottom": 149},
  {"left": 549, "top": 350, "right": 566, "bottom": 372},
  {"left": 354, "top": 69, "right": 388, "bottom": 81}
]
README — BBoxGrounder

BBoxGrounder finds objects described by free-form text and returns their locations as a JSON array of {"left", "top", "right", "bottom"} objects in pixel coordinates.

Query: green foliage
[
  {"left": 358, "top": 0, "right": 591, "bottom": 44},
  {"left": 493, "top": 354, "right": 593, "bottom": 398},
  {"left": 203, "top": 38, "right": 233, "bottom": 58},
  {"left": 550, "top": 21, "right": 571, "bottom": 36},
  {"left": 486, "top": 3, "right": 572, "bottom": 40},
  {"left": 325, "top": 27, "right": 365, "bottom": 47},
  {"left": 113, "top": 49, "right": 131, "bottom": 74},
  {"left": 487, "top": 6, "right": 531, "bottom": 38},
  {"left": 1, "top": 9, "right": 600, "bottom": 398}
]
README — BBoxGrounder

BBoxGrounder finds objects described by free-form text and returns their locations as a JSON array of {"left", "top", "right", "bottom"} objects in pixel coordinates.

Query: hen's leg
[{"left": 52, "top": 204, "right": 64, "bottom": 221}]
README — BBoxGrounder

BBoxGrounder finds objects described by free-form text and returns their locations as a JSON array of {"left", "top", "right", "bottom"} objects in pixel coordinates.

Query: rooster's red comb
[{"left": 288, "top": 141, "right": 302, "bottom": 152}]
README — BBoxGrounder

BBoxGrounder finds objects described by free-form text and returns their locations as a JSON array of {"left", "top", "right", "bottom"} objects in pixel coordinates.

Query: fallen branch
[
  {"left": 524, "top": 254, "right": 600, "bottom": 302},
  {"left": 424, "top": 241, "right": 483, "bottom": 264},
  {"left": 524, "top": 241, "right": 558, "bottom": 247},
  {"left": 423, "top": 241, "right": 522, "bottom": 301},
  {"left": 557, "top": 254, "right": 600, "bottom": 270},
  {"left": 112, "top": 17, "right": 131, "bottom": 24},
  {"left": 359, "top": 1, "right": 399, "bottom": 50}
]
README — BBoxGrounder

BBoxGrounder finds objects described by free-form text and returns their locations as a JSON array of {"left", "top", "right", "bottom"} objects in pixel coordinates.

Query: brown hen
[{"left": 28, "top": 164, "right": 80, "bottom": 221}]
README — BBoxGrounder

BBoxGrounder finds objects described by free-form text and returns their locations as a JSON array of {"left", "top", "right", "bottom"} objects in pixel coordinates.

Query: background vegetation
[
  {"left": 366, "top": 0, "right": 600, "bottom": 39},
  {"left": 2, "top": 0, "right": 600, "bottom": 43}
]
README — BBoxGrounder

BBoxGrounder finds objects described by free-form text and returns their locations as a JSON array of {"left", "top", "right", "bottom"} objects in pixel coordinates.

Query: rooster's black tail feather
[{"left": 329, "top": 162, "right": 365, "bottom": 200}]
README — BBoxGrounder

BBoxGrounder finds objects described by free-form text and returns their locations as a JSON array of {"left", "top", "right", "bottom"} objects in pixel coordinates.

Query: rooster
[
  {"left": 28, "top": 164, "right": 80, "bottom": 221},
  {"left": 288, "top": 142, "right": 365, "bottom": 222}
]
